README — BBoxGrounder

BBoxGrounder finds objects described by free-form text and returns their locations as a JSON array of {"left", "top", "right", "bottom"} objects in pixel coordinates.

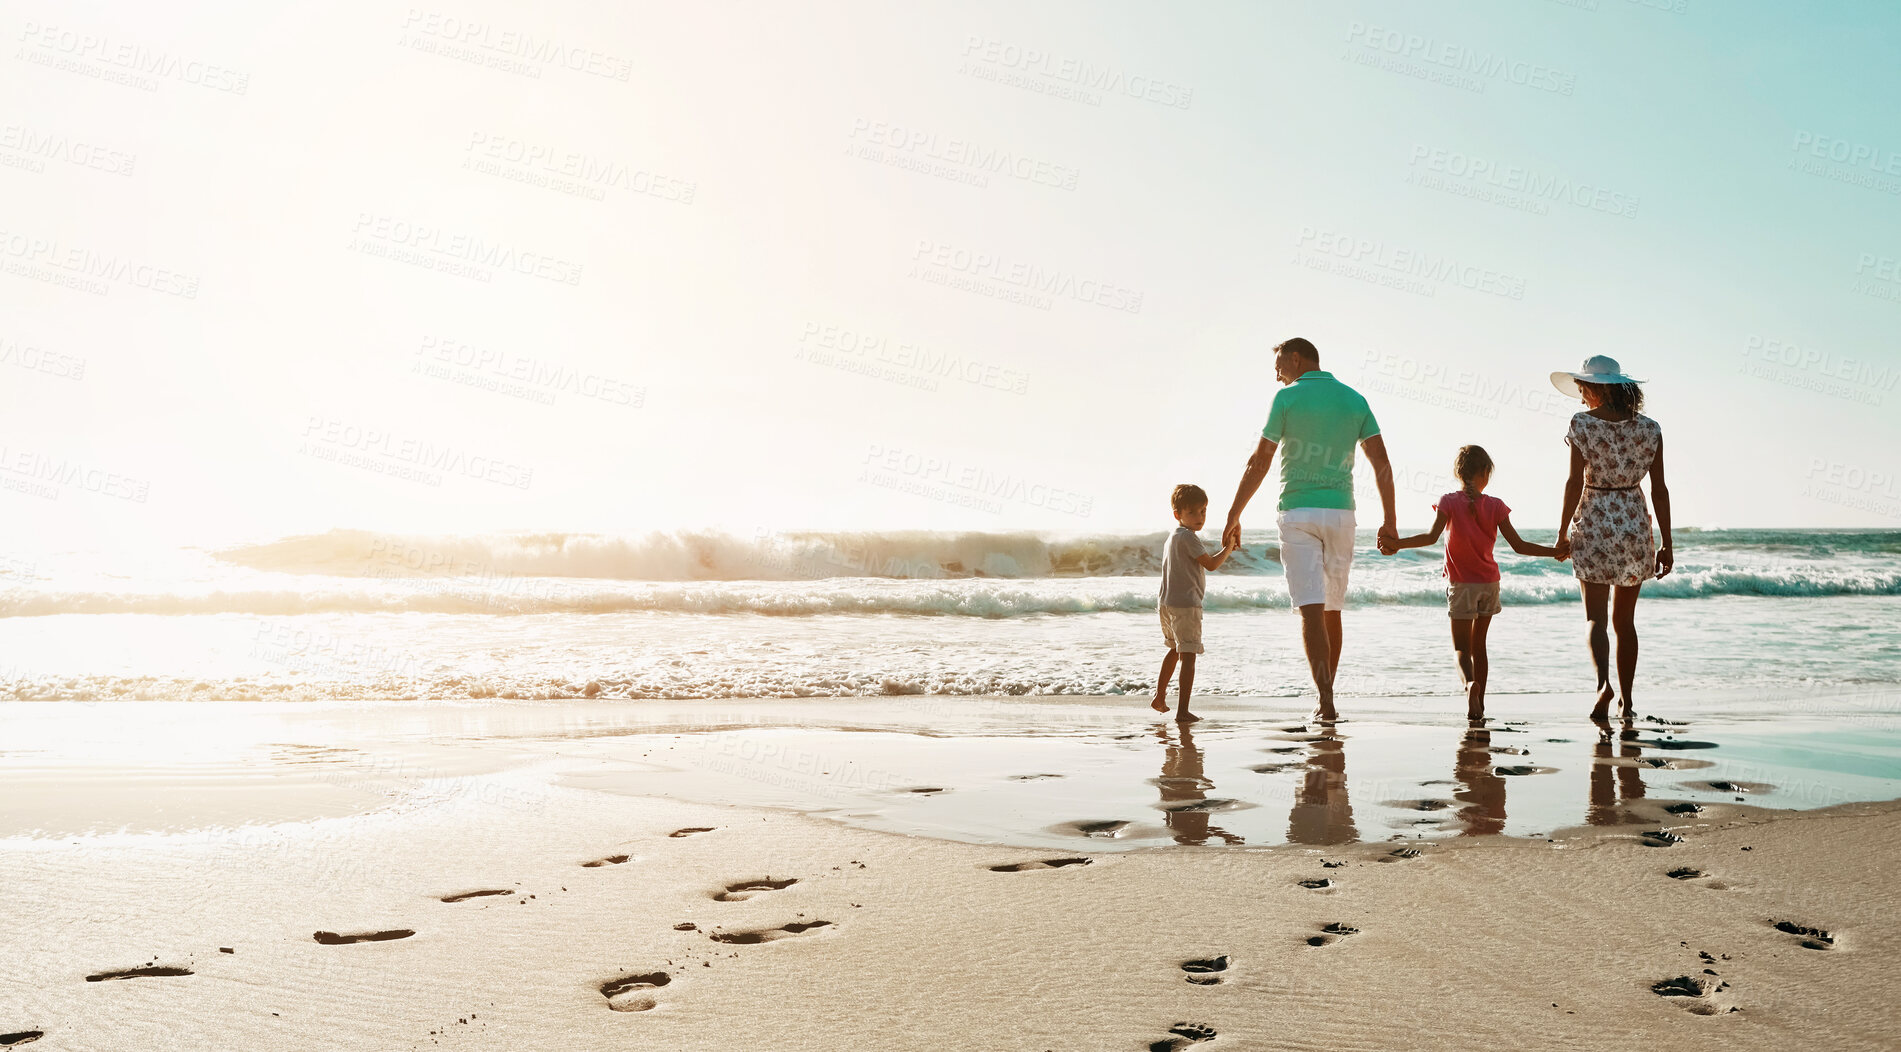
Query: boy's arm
[
  {"left": 1195, "top": 539, "right": 1238, "bottom": 571},
  {"left": 1499, "top": 515, "right": 1559, "bottom": 558},
  {"left": 1386, "top": 510, "right": 1448, "bottom": 552}
]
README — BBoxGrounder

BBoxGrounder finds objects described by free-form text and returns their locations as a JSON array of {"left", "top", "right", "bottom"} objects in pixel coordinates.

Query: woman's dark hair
[
  {"left": 1578, "top": 380, "right": 1644, "bottom": 415},
  {"left": 1454, "top": 445, "right": 1494, "bottom": 511}
]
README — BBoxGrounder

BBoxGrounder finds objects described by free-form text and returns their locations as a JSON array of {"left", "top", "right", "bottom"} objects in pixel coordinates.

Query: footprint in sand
[
  {"left": 669, "top": 827, "right": 715, "bottom": 838},
  {"left": 707, "top": 920, "right": 833, "bottom": 945},
  {"left": 1060, "top": 820, "right": 1130, "bottom": 839},
  {"left": 1306, "top": 923, "right": 1359, "bottom": 947},
  {"left": 1666, "top": 867, "right": 1704, "bottom": 880},
  {"left": 1650, "top": 975, "right": 1736, "bottom": 1015},
  {"left": 1008, "top": 773, "right": 1064, "bottom": 781},
  {"left": 903, "top": 787, "right": 948, "bottom": 795},
  {"left": 1180, "top": 955, "right": 1229, "bottom": 986},
  {"left": 1379, "top": 847, "right": 1423, "bottom": 863},
  {"left": 440, "top": 889, "right": 514, "bottom": 903},
  {"left": 1149, "top": 1022, "right": 1217, "bottom": 1050},
  {"left": 1662, "top": 802, "right": 1704, "bottom": 815},
  {"left": 84, "top": 966, "right": 192, "bottom": 982},
  {"left": 1772, "top": 921, "right": 1835, "bottom": 950},
  {"left": 713, "top": 878, "right": 797, "bottom": 902},
  {"left": 581, "top": 854, "right": 631, "bottom": 868},
  {"left": 1493, "top": 765, "right": 1557, "bottom": 777},
  {"left": 312, "top": 930, "right": 414, "bottom": 945},
  {"left": 1640, "top": 831, "right": 1685, "bottom": 847},
  {"left": 1297, "top": 878, "right": 1333, "bottom": 890},
  {"left": 599, "top": 971, "right": 670, "bottom": 1012},
  {"left": 0, "top": 1032, "right": 43, "bottom": 1047},
  {"left": 989, "top": 858, "right": 1092, "bottom": 873}
]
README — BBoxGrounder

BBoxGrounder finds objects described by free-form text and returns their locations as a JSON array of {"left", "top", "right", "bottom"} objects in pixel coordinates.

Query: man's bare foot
[
  {"left": 1150, "top": 696, "right": 1170, "bottom": 714},
  {"left": 1176, "top": 711, "right": 1201, "bottom": 724},
  {"left": 1311, "top": 706, "right": 1340, "bottom": 724},
  {"left": 1466, "top": 708, "right": 1485, "bottom": 722}
]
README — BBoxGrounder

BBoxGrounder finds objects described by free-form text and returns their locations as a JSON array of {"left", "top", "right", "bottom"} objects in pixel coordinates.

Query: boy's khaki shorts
[
  {"left": 1160, "top": 605, "right": 1204, "bottom": 654},
  {"left": 1447, "top": 581, "right": 1503, "bottom": 620}
]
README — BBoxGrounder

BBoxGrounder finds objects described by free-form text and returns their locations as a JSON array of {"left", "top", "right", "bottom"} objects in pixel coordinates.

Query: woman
[{"left": 1551, "top": 355, "right": 1672, "bottom": 720}]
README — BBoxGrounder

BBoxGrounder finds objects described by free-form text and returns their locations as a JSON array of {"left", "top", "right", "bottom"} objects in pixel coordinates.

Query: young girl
[{"left": 1381, "top": 446, "right": 1565, "bottom": 720}]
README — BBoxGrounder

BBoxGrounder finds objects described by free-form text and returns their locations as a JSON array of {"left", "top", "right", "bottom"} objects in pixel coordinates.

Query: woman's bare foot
[
  {"left": 1150, "top": 695, "right": 1170, "bottom": 714},
  {"left": 1589, "top": 685, "right": 1615, "bottom": 721},
  {"left": 1176, "top": 711, "right": 1201, "bottom": 724}
]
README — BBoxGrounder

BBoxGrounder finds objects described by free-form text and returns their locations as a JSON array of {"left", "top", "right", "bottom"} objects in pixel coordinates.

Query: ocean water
[{"left": 1, "top": 528, "right": 1899, "bottom": 705}]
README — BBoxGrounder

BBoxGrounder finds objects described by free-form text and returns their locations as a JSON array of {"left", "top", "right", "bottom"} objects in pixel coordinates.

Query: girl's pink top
[{"left": 1435, "top": 491, "right": 1509, "bottom": 584}]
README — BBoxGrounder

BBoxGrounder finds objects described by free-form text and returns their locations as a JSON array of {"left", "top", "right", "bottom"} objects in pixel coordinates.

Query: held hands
[
  {"left": 1375, "top": 524, "right": 1399, "bottom": 556},
  {"left": 1553, "top": 536, "right": 1572, "bottom": 562},
  {"left": 1222, "top": 519, "right": 1243, "bottom": 550}
]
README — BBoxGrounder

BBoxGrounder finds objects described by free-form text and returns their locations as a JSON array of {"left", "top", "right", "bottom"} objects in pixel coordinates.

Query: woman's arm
[
  {"left": 1499, "top": 515, "right": 1559, "bottom": 558},
  {"left": 1557, "top": 442, "right": 1585, "bottom": 546},
  {"left": 1650, "top": 435, "right": 1672, "bottom": 578}
]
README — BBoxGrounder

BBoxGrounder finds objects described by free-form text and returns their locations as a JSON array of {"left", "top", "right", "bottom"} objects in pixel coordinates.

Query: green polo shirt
[{"left": 1261, "top": 371, "right": 1380, "bottom": 511}]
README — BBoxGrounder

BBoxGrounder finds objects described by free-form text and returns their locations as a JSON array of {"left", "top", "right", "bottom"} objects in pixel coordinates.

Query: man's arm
[
  {"left": 1223, "top": 437, "right": 1277, "bottom": 548},
  {"left": 1361, "top": 434, "right": 1397, "bottom": 550}
]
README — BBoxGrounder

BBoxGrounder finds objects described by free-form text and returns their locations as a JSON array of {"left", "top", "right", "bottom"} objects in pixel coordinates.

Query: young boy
[{"left": 1154, "top": 484, "right": 1238, "bottom": 722}]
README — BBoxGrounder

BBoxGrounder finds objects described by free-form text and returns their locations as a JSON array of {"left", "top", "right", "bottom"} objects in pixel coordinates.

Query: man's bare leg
[
  {"left": 1152, "top": 650, "right": 1179, "bottom": 713},
  {"left": 1299, "top": 604, "right": 1336, "bottom": 721},
  {"left": 1324, "top": 609, "right": 1343, "bottom": 681},
  {"left": 1176, "top": 653, "right": 1201, "bottom": 723}
]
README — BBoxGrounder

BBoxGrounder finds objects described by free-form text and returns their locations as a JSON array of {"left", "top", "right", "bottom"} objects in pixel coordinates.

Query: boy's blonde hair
[{"left": 1171, "top": 483, "right": 1209, "bottom": 512}]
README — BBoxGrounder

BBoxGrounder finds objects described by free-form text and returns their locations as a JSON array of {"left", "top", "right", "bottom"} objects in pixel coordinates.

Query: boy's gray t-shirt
[{"left": 1159, "top": 527, "right": 1208, "bottom": 608}]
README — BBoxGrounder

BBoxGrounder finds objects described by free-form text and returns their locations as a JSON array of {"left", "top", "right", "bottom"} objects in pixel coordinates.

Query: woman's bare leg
[
  {"left": 1580, "top": 582, "right": 1613, "bottom": 719},
  {"left": 1612, "top": 584, "right": 1643, "bottom": 718}
]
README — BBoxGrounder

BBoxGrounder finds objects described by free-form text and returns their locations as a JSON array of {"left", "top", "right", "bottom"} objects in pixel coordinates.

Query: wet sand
[{"left": 2, "top": 696, "right": 1898, "bottom": 1050}]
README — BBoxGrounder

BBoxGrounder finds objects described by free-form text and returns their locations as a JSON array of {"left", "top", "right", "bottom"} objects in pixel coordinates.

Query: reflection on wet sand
[
  {"left": 1287, "top": 728, "right": 1356, "bottom": 845},
  {"left": 1588, "top": 719, "right": 1649, "bottom": 825},
  {"left": 1453, "top": 723, "right": 1506, "bottom": 836},
  {"left": 1153, "top": 724, "right": 1243, "bottom": 846}
]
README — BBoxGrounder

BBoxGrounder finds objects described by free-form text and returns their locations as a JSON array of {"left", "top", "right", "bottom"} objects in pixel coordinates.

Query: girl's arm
[
  {"left": 1498, "top": 514, "right": 1559, "bottom": 558},
  {"left": 1385, "top": 509, "right": 1449, "bottom": 552},
  {"left": 1650, "top": 436, "right": 1672, "bottom": 578}
]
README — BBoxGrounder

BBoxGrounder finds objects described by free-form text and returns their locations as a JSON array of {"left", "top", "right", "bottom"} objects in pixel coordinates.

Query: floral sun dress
[{"left": 1565, "top": 412, "right": 1662, "bottom": 587}]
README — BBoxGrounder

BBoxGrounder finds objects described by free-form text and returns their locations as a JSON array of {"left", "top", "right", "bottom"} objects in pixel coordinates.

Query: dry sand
[{"left": 2, "top": 701, "right": 1897, "bottom": 1051}]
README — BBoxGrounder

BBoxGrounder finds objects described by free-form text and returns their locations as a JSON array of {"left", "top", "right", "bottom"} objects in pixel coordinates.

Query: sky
[{"left": 2, "top": 0, "right": 1899, "bottom": 551}]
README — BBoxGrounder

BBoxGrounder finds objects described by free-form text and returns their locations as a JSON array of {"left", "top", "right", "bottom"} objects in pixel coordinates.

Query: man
[{"left": 1222, "top": 337, "right": 1397, "bottom": 721}]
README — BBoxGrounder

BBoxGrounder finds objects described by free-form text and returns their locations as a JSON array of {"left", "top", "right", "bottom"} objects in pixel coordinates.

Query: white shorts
[{"left": 1278, "top": 508, "right": 1356, "bottom": 611}]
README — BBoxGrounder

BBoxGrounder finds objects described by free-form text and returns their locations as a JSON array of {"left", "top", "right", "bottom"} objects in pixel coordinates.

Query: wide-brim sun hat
[{"left": 1550, "top": 354, "right": 1644, "bottom": 399}]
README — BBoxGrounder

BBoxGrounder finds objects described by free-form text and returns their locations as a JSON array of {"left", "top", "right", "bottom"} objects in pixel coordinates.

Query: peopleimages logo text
[
  {"left": 911, "top": 240, "right": 1142, "bottom": 313},
  {"left": 399, "top": 10, "right": 632, "bottom": 80},
  {"left": 350, "top": 214, "right": 583, "bottom": 286},
  {"left": 1294, "top": 227, "right": 1527, "bottom": 300},
  {"left": 1345, "top": 22, "right": 1576, "bottom": 95}
]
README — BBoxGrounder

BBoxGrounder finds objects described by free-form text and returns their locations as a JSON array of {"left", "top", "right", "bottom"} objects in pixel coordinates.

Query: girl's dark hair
[
  {"left": 1454, "top": 445, "right": 1494, "bottom": 511},
  {"left": 1578, "top": 380, "right": 1644, "bottom": 415}
]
